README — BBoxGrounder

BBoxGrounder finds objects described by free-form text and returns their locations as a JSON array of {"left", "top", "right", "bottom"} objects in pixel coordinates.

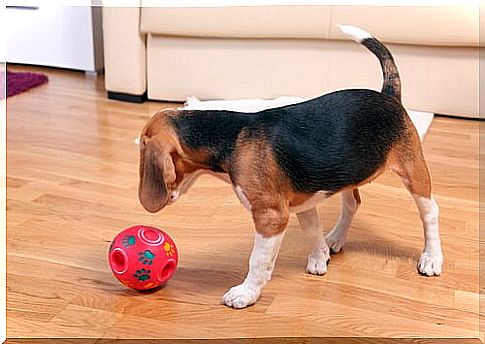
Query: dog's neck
[{"left": 170, "top": 109, "right": 255, "bottom": 173}]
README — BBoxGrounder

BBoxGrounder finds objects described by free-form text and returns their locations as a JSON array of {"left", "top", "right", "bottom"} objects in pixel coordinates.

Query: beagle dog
[{"left": 138, "top": 25, "right": 443, "bottom": 309}]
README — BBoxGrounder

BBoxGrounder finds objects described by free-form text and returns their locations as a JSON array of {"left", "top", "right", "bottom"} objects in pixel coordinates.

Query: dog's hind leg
[
  {"left": 296, "top": 207, "right": 330, "bottom": 275},
  {"left": 325, "top": 188, "right": 361, "bottom": 253},
  {"left": 390, "top": 139, "right": 443, "bottom": 276}
]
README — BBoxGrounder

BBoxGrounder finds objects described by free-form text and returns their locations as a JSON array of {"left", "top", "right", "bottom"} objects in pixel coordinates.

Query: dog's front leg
[
  {"left": 222, "top": 205, "right": 288, "bottom": 309},
  {"left": 221, "top": 231, "right": 285, "bottom": 308}
]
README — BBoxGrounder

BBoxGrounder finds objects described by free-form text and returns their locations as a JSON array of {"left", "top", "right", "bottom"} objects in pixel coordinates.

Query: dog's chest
[
  {"left": 234, "top": 185, "right": 331, "bottom": 214},
  {"left": 289, "top": 191, "right": 332, "bottom": 213}
]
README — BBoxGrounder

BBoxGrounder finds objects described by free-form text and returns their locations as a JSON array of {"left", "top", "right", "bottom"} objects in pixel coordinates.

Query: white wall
[
  {"left": 6, "top": 5, "right": 96, "bottom": 72},
  {"left": 0, "top": 6, "right": 5, "bottom": 63}
]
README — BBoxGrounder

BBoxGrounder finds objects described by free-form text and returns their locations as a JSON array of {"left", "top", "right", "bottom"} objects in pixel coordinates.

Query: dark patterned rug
[{"left": 5, "top": 70, "right": 48, "bottom": 98}]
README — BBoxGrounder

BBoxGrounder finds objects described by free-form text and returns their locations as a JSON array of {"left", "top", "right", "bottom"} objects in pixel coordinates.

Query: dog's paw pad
[
  {"left": 418, "top": 252, "right": 443, "bottom": 276},
  {"left": 221, "top": 284, "right": 260, "bottom": 309}
]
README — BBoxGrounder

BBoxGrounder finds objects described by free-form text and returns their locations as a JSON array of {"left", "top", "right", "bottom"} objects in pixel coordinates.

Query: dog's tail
[{"left": 338, "top": 24, "right": 401, "bottom": 101}]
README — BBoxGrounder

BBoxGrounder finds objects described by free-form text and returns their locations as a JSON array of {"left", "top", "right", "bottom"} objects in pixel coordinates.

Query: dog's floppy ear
[{"left": 138, "top": 138, "right": 176, "bottom": 213}]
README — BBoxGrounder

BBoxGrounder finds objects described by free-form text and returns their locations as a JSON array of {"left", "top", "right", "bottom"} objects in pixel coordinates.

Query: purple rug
[{"left": 4, "top": 71, "right": 48, "bottom": 98}]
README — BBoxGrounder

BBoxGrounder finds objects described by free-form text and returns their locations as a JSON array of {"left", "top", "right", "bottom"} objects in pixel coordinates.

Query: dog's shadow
[
  {"left": 284, "top": 219, "right": 423, "bottom": 270},
  {"left": 172, "top": 265, "right": 246, "bottom": 292},
  {"left": 337, "top": 225, "right": 422, "bottom": 260}
]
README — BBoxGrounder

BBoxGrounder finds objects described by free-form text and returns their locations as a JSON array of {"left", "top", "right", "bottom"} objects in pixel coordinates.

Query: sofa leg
[{"left": 107, "top": 91, "right": 147, "bottom": 103}]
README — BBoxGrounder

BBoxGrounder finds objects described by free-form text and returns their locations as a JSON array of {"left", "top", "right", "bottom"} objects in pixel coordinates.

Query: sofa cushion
[
  {"left": 329, "top": 6, "right": 478, "bottom": 47},
  {"left": 141, "top": 6, "right": 332, "bottom": 40},
  {"left": 140, "top": 5, "right": 478, "bottom": 46}
]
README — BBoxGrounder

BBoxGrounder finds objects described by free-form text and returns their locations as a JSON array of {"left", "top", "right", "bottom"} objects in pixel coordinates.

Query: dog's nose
[{"left": 170, "top": 190, "right": 180, "bottom": 203}]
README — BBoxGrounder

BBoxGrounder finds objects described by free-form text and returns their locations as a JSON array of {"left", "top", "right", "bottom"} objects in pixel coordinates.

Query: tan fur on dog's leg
[
  {"left": 222, "top": 135, "right": 292, "bottom": 308},
  {"left": 325, "top": 188, "right": 361, "bottom": 253},
  {"left": 297, "top": 207, "right": 330, "bottom": 275},
  {"left": 390, "top": 133, "right": 443, "bottom": 276}
]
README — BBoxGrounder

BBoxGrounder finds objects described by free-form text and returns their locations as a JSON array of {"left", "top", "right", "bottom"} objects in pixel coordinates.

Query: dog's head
[{"left": 138, "top": 110, "right": 186, "bottom": 213}]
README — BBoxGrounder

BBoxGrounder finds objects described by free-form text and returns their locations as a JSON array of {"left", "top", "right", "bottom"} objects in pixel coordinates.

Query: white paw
[
  {"left": 221, "top": 284, "right": 261, "bottom": 309},
  {"left": 418, "top": 252, "right": 443, "bottom": 276},
  {"left": 306, "top": 248, "right": 330, "bottom": 275},
  {"left": 325, "top": 230, "right": 346, "bottom": 253}
]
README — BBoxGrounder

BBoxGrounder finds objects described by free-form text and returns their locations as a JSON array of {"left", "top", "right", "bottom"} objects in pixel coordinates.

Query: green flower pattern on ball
[
  {"left": 134, "top": 268, "right": 151, "bottom": 281},
  {"left": 138, "top": 250, "right": 155, "bottom": 265}
]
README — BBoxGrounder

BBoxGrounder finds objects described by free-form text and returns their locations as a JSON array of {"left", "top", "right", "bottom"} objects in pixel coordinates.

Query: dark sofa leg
[{"left": 107, "top": 91, "right": 147, "bottom": 103}]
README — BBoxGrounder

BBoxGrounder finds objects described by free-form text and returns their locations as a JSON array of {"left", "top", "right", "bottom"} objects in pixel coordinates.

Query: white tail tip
[{"left": 338, "top": 24, "right": 372, "bottom": 42}]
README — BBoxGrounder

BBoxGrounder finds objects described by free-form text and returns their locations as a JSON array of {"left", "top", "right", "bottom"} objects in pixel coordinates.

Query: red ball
[{"left": 108, "top": 225, "right": 178, "bottom": 291}]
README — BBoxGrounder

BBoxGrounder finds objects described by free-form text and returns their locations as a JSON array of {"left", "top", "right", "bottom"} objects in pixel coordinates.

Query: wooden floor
[{"left": 6, "top": 66, "right": 480, "bottom": 340}]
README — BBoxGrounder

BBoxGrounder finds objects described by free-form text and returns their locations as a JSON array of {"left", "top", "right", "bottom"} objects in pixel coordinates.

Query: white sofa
[{"left": 103, "top": 5, "right": 479, "bottom": 118}]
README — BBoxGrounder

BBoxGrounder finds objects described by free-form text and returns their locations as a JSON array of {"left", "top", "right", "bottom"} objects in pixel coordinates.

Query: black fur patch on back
[
  {"left": 170, "top": 89, "right": 406, "bottom": 194},
  {"left": 250, "top": 89, "right": 406, "bottom": 193}
]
